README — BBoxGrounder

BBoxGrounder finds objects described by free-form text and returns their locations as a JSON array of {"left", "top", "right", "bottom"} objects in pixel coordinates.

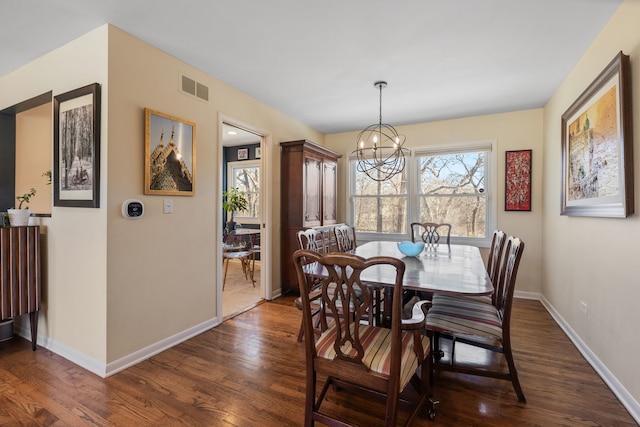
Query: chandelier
[{"left": 353, "top": 81, "right": 408, "bottom": 182}]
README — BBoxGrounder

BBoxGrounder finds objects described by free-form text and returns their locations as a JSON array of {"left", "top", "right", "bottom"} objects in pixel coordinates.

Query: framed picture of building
[
  {"left": 144, "top": 108, "right": 196, "bottom": 196},
  {"left": 54, "top": 83, "right": 101, "bottom": 208}
]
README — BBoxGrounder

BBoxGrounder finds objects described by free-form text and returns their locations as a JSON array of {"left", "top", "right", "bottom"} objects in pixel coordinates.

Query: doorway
[{"left": 220, "top": 120, "right": 269, "bottom": 320}]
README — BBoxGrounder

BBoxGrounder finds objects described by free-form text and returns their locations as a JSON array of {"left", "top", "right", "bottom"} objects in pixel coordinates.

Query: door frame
[{"left": 217, "top": 114, "right": 272, "bottom": 320}]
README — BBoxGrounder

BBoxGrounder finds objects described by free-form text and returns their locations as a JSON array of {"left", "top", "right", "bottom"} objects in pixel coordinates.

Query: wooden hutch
[{"left": 280, "top": 140, "right": 341, "bottom": 294}]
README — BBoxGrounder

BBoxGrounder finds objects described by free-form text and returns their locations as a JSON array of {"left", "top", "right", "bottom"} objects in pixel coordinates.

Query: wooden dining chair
[
  {"left": 334, "top": 224, "right": 357, "bottom": 252},
  {"left": 293, "top": 249, "right": 437, "bottom": 425},
  {"left": 410, "top": 222, "right": 451, "bottom": 247},
  {"left": 432, "top": 229, "right": 506, "bottom": 307},
  {"left": 425, "top": 236, "right": 526, "bottom": 402},
  {"left": 294, "top": 228, "right": 332, "bottom": 342},
  {"left": 486, "top": 229, "right": 506, "bottom": 283}
]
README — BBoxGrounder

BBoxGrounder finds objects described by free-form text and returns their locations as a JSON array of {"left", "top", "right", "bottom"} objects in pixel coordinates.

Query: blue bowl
[{"left": 397, "top": 241, "right": 425, "bottom": 257}]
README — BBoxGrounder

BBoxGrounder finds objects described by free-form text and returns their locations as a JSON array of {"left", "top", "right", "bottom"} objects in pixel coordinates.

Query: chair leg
[
  {"left": 249, "top": 252, "right": 256, "bottom": 287},
  {"left": 297, "top": 318, "right": 304, "bottom": 342},
  {"left": 223, "top": 257, "right": 229, "bottom": 291},
  {"left": 427, "top": 330, "right": 436, "bottom": 387},
  {"left": 383, "top": 385, "right": 400, "bottom": 426},
  {"left": 241, "top": 258, "right": 249, "bottom": 279},
  {"left": 504, "top": 341, "right": 526, "bottom": 403}
]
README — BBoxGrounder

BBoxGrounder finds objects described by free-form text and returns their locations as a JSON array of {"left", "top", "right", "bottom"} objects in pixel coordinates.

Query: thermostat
[{"left": 122, "top": 199, "right": 144, "bottom": 219}]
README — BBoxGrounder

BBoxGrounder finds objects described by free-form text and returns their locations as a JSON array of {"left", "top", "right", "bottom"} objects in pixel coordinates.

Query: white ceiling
[
  {"left": 1, "top": 0, "right": 622, "bottom": 134},
  {"left": 222, "top": 123, "right": 261, "bottom": 146}
]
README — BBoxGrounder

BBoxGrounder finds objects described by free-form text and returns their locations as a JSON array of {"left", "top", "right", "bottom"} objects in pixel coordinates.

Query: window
[
  {"left": 417, "top": 149, "right": 488, "bottom": 239},
  {"left": 349, "top": 142, "right": 495, "bottom": 245},
  {"left": 227, "top": 160, "right": 260, "bottom": 224},
  {"left": 352, "top": 167, "right": 408, "bottom": 234}
]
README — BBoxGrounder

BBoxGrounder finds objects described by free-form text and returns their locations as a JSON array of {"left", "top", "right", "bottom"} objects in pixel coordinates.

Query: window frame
[
  {"left": 348, "top": 140, "right": 497, "bottom": 247},
  {"left": 227, "top": 159, "right": 261, "bottom": 225}
]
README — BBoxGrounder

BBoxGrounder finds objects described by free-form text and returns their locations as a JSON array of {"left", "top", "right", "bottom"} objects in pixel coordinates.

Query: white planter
[{"left": 7, "top": 209, "right": 31, "bottom": 226}]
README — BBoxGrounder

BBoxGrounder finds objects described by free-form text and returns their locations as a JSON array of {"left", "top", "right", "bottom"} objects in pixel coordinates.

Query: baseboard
[
  {"left": 514, "top": 290, "right": 540, "bottom": 300},
  {"left": 269, "top": 289, "right": 282, "bottom": 300},
  {"left": 104, "top": 316, "right": 221, "bottom": 377},
  {"left": 14, "top": 324, "right": 107, "bottom": 377},
  {"left": 539, "top": 295, "right": 640, "bottom": 425},
  {"left": 15, "top": 316, "right": 222, "bottom": 378}
]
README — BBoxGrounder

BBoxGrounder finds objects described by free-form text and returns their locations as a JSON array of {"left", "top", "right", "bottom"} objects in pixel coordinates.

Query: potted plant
[
  {"left": 7, "top": 187, "right": 36, "bottom": 227},
  {"left": 223, "top": 187, "right": 248, "bottom": 232}
]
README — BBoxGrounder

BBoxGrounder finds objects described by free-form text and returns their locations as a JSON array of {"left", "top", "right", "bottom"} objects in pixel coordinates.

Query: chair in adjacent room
[
  {"left": 222, "top": 230, "right": 255, "bottom": 291},
  {"left": 425, "top": 236, "right": 526, "bottom": 402},
  {"left": 293, "top": 249, "right": 436, "bottom": 425},
  {"left": 246, "top": 230, "right": 261, "bottom": 282},
  {"left": 410, "top": 222, "right": 451, "bottom": 247}
]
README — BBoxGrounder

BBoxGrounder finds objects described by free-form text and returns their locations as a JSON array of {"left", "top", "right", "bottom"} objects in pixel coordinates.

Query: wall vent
[
  {"left": 180, "top": 74, "right": 209, "bottom": 102},
  {"left": 196, "top": 83, "right": 209, "bottom": 101}
]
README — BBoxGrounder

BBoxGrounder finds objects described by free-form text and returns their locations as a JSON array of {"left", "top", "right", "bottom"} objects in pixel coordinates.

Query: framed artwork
[
  {"left": 54, "top": 83, "right": 101, "bottom": 208},
  {"left": 505, "top": 150, "right": 532, "bottom": 211},
  {"left": 144, "top": 108, "right": 196, "bottom": 196},
  {"left": 255, "top": 146, "right": 261, "bottom": 159},
  {"left": 561, "top": 51, "right": 634, "bottom": 218},
  {"left": 237, "top": 148, "right": 249, "bottom": 160}
]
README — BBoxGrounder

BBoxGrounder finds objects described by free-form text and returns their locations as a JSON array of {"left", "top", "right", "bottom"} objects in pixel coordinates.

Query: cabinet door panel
[
  {"left": 303, "top": 157, "right": 322, "bottom": 227},
  {"left": 323, "top": 161, "right": 337, "bottom": 224}
]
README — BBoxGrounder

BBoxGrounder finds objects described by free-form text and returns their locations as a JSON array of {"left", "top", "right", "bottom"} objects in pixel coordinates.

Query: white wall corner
[
  {"left": 14, "top": 325, "right": 107, "bottom": 377},
  {"left": 104, "top": 316, "right": 221, "bottom": 377}
]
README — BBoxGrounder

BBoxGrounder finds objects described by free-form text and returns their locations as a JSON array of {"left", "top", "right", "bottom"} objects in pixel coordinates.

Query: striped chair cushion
[
  {"left": 432, "top": 293, "right": 492, "bottom": 306},
  {"left": 315, "top": 323, "right": 429, "bottom": 391},
  {"left": 426, "top": 297, "right": 502, "bottom": 339}
]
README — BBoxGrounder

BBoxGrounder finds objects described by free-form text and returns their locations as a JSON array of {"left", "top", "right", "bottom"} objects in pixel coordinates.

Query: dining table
[
  {"left": 353, "top": 241, "right": 493, "bottom": 296},
  {"left": 301, "top": 241, "right": 492, "bottom": 326}
]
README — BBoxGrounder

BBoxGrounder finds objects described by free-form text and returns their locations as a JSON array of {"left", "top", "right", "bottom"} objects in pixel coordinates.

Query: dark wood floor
[{"left": 0, "top": 297, "right": 636, "bottom": 426}]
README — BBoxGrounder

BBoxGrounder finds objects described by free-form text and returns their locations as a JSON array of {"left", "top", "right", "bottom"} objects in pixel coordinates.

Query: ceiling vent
[{"left": 180, "top": 74, "right": 209, "bottom": 102}]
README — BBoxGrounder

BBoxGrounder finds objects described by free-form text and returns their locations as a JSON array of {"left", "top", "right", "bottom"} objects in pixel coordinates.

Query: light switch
[{"left": 163, "top": 199, "right": 173, "bottom": 214}]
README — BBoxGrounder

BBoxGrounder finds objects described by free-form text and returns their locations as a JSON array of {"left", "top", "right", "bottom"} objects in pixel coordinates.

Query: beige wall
[
  {"left": 1, "top": 24, "right": 324, "bottom": 369},
  {"left": 542, "top": 0, "right": 640, "bottom": 403},
  {"left": 105, "top": 26, "right": 323, "bottom": 362},
  {"left": 325, "top": 109, "right": 544, "bottom": 294},
  {"left": 15, "top": 103, "right": 52, "bottom": 214},
  {"left": 0, "top": 26, "right": 109, "bottom": 365}
]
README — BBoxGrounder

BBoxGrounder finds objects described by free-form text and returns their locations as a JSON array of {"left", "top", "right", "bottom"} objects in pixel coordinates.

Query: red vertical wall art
[{"left": 505, "top": 150, "right": 532, "bottom": 211}]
